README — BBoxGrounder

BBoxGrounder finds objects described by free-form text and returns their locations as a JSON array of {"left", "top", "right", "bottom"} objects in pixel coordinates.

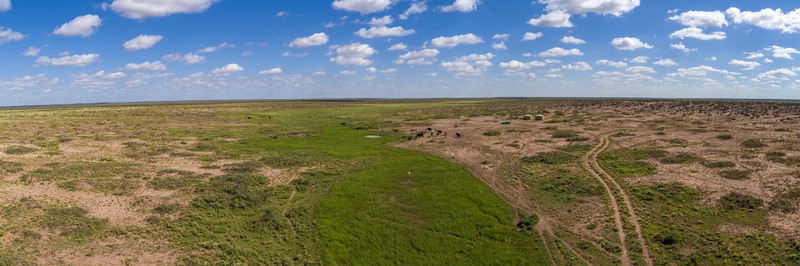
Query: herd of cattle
[{"left": 415, "top": 127, "right": 461, "bottom": 139}]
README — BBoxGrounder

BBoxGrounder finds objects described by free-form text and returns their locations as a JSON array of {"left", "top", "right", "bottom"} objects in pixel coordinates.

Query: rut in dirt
[{"left": 583, "top": 134, "right": 653, "bottom": 266}]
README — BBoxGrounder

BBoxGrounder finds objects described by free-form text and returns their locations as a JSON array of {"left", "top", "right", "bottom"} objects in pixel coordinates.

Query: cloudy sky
[{"left": 1, "top": 0, "right": 799, "bottom": 106}]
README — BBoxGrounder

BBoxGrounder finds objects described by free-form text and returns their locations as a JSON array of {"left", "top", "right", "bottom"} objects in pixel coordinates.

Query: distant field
[{"left": 0, "top": 99, "right": 799, "bottom": 265}]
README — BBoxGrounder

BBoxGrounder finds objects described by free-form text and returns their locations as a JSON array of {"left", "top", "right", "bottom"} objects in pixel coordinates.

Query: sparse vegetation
[
  {"left": 741, "top": 139, "right": 768, "bottom": 148},
  {"left": 4, "top": 145, "right": 37, "bottom": 155},
  {"left": 483, "top": 130, "right": 502, "bottom": 136},
  {"left": 719, "top": 169, "right": 753, "bottom": 180},
  {"left": 719, "top": 192, "right": 763, "bottom": 211}
]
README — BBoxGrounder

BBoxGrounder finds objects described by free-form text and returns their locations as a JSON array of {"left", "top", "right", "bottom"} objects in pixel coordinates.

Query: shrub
[
  {"left": 566, "top": 137, "right": 590, "bottom": 142},
  {"left": 516, "top": 213, "right": 539, "bottom": 231},
  {"left": 655, "top": 231, "right": 681, "bottom": 245},
  {"left": 716, "top": 134, "right": 733, "bottom": 140},
  {"left": 719, "top": 170, "right": 752, "bottom": 180},
  {"left": 769, "top": 199, "right": 796, "bottom": 214},
  {"left": 702, "top": 161, "right": 736, "bottom": 168},
  {"left": 659, "top": 153, "right": 704, "bottom": 164},
  {"left": 4, "top": 146, "right": 37, "bottom": 155},
  {"left": 483, "top": 130, "right": 502, "bottom": 137},
  {"left": 719, "top": 192, "right": 763, "bottom": 211},
  {"left": 522, "top": 151, "right": 575, "bottom": 165},
  {"left": 741, "top": 139, "right": 767, "bottom": 148},
  {"left": 154, "top": 203, "right": 182, "bottom": 214},
  {"left": 551, "top": 130, "right": 578, "bottom": 138}
]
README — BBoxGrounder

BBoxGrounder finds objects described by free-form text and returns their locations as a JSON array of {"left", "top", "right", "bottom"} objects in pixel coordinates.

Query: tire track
[
  {"left": 591, "top": 136, "right": 653, "bottom": 266},
  {"left": 582, "top": 135, "right": 631, "bottom": 265}
]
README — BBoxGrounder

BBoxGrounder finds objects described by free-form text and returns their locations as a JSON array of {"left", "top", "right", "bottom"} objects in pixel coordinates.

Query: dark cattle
[
  {"left": 436, "top": 130, "right": 442, "bottom": 134},
  {"left": 247, "top": 116, "right": 252, "bottom": 119},
  {"left": 341, "top": 122, "right": 347, "bottom": 125},
  {"left": 456, "top": 133, "right": 461, "bottom": 138},
  {"left": 443, "top": 132, "right": 447, "bottom": 138},
  {"left": 269, "top": 116, "right": 272, "bottom": 119},
  {"left": 416, "top": 132, "right": 425, "bottom": 138},
  {"left": 427, "top": 128, "right": 432, "bottom": 131}
]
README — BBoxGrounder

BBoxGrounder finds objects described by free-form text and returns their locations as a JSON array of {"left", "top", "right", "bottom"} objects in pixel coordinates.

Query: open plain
[{"left": 0, "top": 99, "right": 799, "bottom": 265}]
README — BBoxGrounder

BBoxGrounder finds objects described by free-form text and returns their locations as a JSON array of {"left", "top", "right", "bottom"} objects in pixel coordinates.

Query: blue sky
[{"left": 1, "top": 0, "right": 800, "bottom": 106}]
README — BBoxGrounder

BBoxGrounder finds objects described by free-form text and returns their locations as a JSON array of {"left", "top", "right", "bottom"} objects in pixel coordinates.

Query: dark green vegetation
[
  {"left": 3, "top": 145, "right": 37, "bottom": 155},
  {"left": 718, "top": 169, "right": 753, "bottom": 180},
  {"left": 741, "top": 139, "right": 768, "bottom": 148},
  {"left": 597, "top": 148, "right": 663, "bottom": 178},
  {"left": 483, "top": 130, "right": 502, "bottom": 136}
]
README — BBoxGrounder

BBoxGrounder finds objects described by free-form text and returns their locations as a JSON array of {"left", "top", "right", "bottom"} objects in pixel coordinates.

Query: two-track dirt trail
[{"left": 583, "top": 134, "right": 653, "bottom": 266}]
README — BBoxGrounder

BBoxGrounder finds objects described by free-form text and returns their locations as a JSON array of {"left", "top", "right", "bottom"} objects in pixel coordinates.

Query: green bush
[
  {"left": 741, "top": 139, "right": 767, "bottom": 148},
  {"left": 719, "top": 170, "right": 752, "bottom": 180},
  {"left": 551, "top": 130, "right": 578, "bottom": 138},
  {"left": 702, "top": 161, "right": 736, "bottom": 168},
  {"left": 516, "top": 213, "right": 539, "bottom": 231},
  {"left": 659, "top": 153, "right": 704, "bottom": 164},
  {"left": 522, "top": 151, "right": 575, "bottom": 165},
  {"left": 716, "top": 134, "right": 733, "bottom": 140},
  {"left": 483, "top": 130, "right": 502, "bottom": 137},
  {"left": 719, "top": 192, "right": 763, "bottom": 211},
  {"left": 4, "top": 146, "right": 37, "bottom": 155}
]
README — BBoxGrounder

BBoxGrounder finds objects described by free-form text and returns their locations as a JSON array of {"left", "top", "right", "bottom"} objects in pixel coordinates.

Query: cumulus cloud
[
  {"left": 355, "top": 26, "right": 415, "bottom": 38},
  {"left": 540, "top": 0, "right": 641, "bottom": 16},
  {"left": 395, "top": 48, "right": 439, "bottom": 65},
  {"left": 0, "top": 26, "right": 25, "bottom": 44},
  {"left": 36, "top": 54, "right": 100, "bottom": 67},
  {"left": 668, "top": 10, "right": 728, "bottom": 28},
  {"left": 0, "top": 0, "right": 9, "bottom": 12},
  {"left": 125, "top": 61, "right": 167, "bottom": 71},
  {"left": 332, "top": 0, "right": 394, "bottom": 15},
  {"left": 765, "top": 46, "right": 800, "bottom": 59},
  {"left": 670, "top": 65, "right": 739, "bottom": 77},
  {"left": 528, "top": 10, "right": 573, "bottom": 28},
  {"left": 670, "top": 42, "right": 697, "bottom": 53},
  {"left": 745, "top": 52, "right": 764, "bottom": 59},
  {"left": 275, "top": 11, "right": 289, "bottom": 17},
  {"left": 123, "top": 34, "right": 163, "bottom": 51},
  {"left": 669, "top": 27, "right": 726, "bottom": 40},
  {"left": 596, "top": 59, "right": 627, "bottom": 68},
  {"left": 499, "top": 60, "right": 548, "bottom": 74},
  {"left": 492, "top": 42, "right": 507, "bottom": 50},
  {"left": 367, "top": 15, "right": 393, "bottom": 26},
  {"left": 726, "top": 7, "right": 800, "bottom": 33},
  {"left": 196, "top": 42, "right": 233, "bottom": 54},
  {"left": 105, "top": 0, "right": 219, "bottom": 19},
  {"left": 629, "top": 56, "right": 648, "bottom": 63},
  {"left": 53, "top": 15, "right": 102, "bottom": 37},
  {"left": 259, "top": 68, "right": 283, "bottom": 75},
  {"left": 728, "top": 59, "right": 760, "bottom": 70},
  {"left": 289, "top": 32, "right": 329, "bottom": 48},
  {"left": 755, "top": 68, "right": 798, "bottom": 81},
  {"left": 611, "top": 37, "right": 653, "bottom": 50},
  {"left": 430, "top": 33, "right": 483, "bottom": 48},
  {"left": 439, "top": 53, "right": 494, "bottom": 76},
  {"left": 562, "top": 61, "right": 592, "bottom": 71},
  {"left": 561, "top": 36, "right": 585, "bottom": 44},
  {"left": 522, "top": 32, "right": 544, "bottom": 41},
  {"left": 212, "top": 63, "right": 244, "bottom": 75},
  {"left": 388, "top": 43, "right": 408, "bottom": 51},
  {"left": 493, "top": 34, "right": 509, "bottom": 40},
  {"left": 162, "top": 53, "right": 205, "bottom": 64},
  {"left": 626, "top": 66, "right": 656, "bottom": 73},
  {"left": 539, "top": 47, "right": 583, "bottom": 57},
  {"left": 22, "top": 46, "right": 41, "bottom": 57},
  {"left": 400, "top": 2, "right": 427, "bottom": 19},
  {"left": 653, "top": 59, "right": 677, "bottom": 66},
  {"left": 441, "top": 0, "right": 479, "bottom": 13},
  {"left": 330, "top": 42, "right": 378, "bottom": 66}
]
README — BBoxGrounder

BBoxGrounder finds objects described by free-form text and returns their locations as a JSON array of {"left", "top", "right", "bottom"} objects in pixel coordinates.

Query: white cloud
[
  {"left": 629, "top": 56, "right": 648, "bottom": 63},
  {"left": 212, "top": 63, "right": 244, "bottom": 75},
  {"left": 539, "top": 47, "right": 583, "bottom": 57},
  {"left": 670, "top": 42, "right": 697, "bottom": 53},
  {"left": 492, "top": 42, "right": 507, "bottom": 50},
  {"left": 626, "top": 66, "right": 656, "bottom": 73},
  {"left": 669, "top": 27, "right": 726, "bottom": 40},
  {"left": 522, "top": 32, "right": 544, "bottom": 41},
  {"left": 379, "top": 68, "right": 397, "bottom": 74},
  {"left": 275, "top": 11, "right": 289, "bottom": 17},
  {"left": 670, "top": 65, "right": 739, "bottom": 77},
  {"left": 53, "top": 14, "right": 102, "bottom": 37},
  {"left": 162, "top": 53, "right": 205, "bottom": 64},
  {"left": 125, "top": 61, "right": 167, "bottom": 71},
  {"left": 668, "top": 10, "right": 728, "bottom": 28},
  {"left": 388, "top": 43, "right": 407, "bottom": 51},
  {"left": 259, "top": 68, "right": 284, "bottom": 75},
  {"left": 395, "top": 48, "right": 439, "bottom": 65},
  {"left": 22, "top": 46, "right": 41, "bottom": 57},
  {"left": 399, "top": 2, "right": 427, "bottom": 19},
  {"left": 528, "top": 10, "right": 573, "bottom": 28},
  {"left": 355, "top": 26, "right": 415, "bottom": 38},
  {"left": 289, "top": 32, "right": 329, "bottom": 48},
  {"left": 441, "top": 0, "right": 479, "bottom": 13},
  {"left": 728, "top": 59, "right": 760, "bottom": 70},
  {"left": 332, "top": 0, "right": 393, "bottom": 15},
  {"left": 0, "top": 0, "right": 9, "bottom": 12},
  {"left": 726, "top": 7, "right": 800, "bottom": 33},
  {"left": 562, "top": 61, "right": 592, "bottom": 71},
  {"left": 282, "top": 51, "right": 309, "bottom": 58},
  {"left": 745, "top": 52, "right": 764, "bottom": 59},
  {"left": 755, "top": 68, "right": 798, "bottom": 81},
  {"left": 595, "top": 59, "right": 627, "bottom": 68},
  {"left": 430, "top": 33, "right": 483, "bottom": 48},
  {"left": 123, "top": 34, "right": 164, "bottom": 51},
  {"left": 540, "top": 0, "right": 641, "bottom": 16},
  {"left": 764, "top": 58, "right": 774, "bottom": 63},
  {"left": 0, "top": 26, "right": 24, "bottom": 44},
  {"left": 36, "top": 54, "right": 100, "bottom": 67},
  {"left": 439, "top": 53, "right": 494, "bottom": 76},
  {"left": 366, "top": 67, "right": 377, "bottom": 73},
  {"left": 706, "top": 56, "right": 717, "bottom": 61},
  {"left": 561, "top": 36, "right": 585, "bottom": 44},
  {"left": 766, "top": 46, "right": 800, "bottom": 59},
  {"left": 653, "top": 59, "right": 677, "bottom": 66},
  {"left": 499, "top": 60, "right": 548, "bottom": 74},
  {"left": 611, "top": 37, "right": 653, "bottom": 50},
  {"left": 105, "top": 0, "right": 219, "bottom": 19},
  {"left": 330, "top": 42, "right": 378, "bottom": 66},
  {"left": 493, "top": 34, "right": 509, "bottom": 40},
  {"left": 340, "top": 70, "right": 357, "bottom": 75},
  {"left": 368, "top": 15, "right": 393, "bottom": 26},
  {"left": 197, "top": 42, "right": 233, "bottom": 53}
]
